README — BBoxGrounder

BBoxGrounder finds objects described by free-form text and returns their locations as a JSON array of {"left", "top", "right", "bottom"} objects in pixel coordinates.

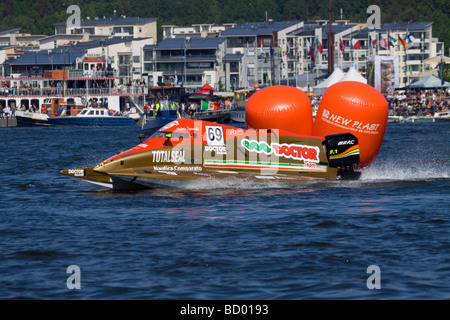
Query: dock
[{"left": 0, "top": 118, "right": 17, "bottom": 127}]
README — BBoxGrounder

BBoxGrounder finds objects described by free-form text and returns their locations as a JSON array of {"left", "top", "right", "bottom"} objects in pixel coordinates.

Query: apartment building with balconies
[
  {"left": 54, "top": 14, "right": 157, "bottom": 42},
  {"left": 143, "top": 37, "right": 225, "bottom": 92}
]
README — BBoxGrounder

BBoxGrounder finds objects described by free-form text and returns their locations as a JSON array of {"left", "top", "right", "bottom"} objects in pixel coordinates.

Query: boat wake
[
  {"left": 360, "top": 160, "right": 450, "bottom": 182},
  {"left": 180, "top": 176, "right": 288, "bottom": 190}
]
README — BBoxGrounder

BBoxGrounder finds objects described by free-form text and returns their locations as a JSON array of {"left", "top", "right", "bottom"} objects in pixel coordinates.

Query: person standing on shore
[{"left": 4, "top": 105, "right": 11, "bottom": 118}]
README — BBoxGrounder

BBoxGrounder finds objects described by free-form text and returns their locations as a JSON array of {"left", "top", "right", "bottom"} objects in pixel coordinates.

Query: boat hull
[
  {"left": 61, "top": 119, "right": 362, "bottom": 189},
  {"left": 15, "top": 111, "right": 53, "bottom": 127},
  {"left": 48, "top": 116, "right": 137, "bottom": 126}
]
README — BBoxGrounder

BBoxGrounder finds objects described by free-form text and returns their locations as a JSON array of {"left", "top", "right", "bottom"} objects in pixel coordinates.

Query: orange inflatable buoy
[
  {"left": 245, "top": 85, "right": 313, "bottom": 136},
  {"left": 313, "top": 81, "right": 388, "bottom": 167}
]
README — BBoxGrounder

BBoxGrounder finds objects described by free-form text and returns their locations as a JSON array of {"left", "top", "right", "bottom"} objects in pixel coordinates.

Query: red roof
[
  {"left": 194, "top": 83, "right": 218, "bottom": 94},
  {"left": 83, "top": 58, "right": 106, "bottom": 63}
]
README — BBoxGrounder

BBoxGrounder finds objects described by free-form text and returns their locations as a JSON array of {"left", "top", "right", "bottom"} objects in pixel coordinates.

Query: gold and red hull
[{"left": 60, "top": 119, "right": 361, "bottom": 189}]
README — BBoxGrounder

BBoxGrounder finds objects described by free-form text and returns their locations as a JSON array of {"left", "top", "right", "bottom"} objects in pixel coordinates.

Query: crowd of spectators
[
  {"left": 143, "top": 97, "right": 232, "bottom": 119},
  {"left": 307, "top": 89, "right": 450, "bottom": 117},
  {"left": 384, "top": 89, "right": 450, "bottom": 116}
]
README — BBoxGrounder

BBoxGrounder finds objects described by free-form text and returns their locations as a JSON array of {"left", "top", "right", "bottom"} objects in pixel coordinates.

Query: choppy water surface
[{"left": 0, "top": 122, "right": 449, "bottom": 300}]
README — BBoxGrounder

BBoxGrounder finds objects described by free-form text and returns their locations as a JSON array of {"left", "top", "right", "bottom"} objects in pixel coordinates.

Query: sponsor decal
[
  {"left": 153, "top": 165, "right": 202, "bottom": 172},
  {"left": 321, "top": 109, "right": 380, "bottom": 134},
  {"left": 337, "top": 140, "right": 355, "bottom": 146},
  {"left": 152, "top": 150, "right": 185, "bottom": 163},
  {"left": 204, "top": 160, "right": 327, "bottom": 172},
  {"left": 228, "top": 128, "right": 245, "bottom": 135},
  {"left": 68, "top": 169, "right": 85, "bottom": 177},
  {"left": 204, "top": 145, "right": 227, "bottom": 155},
  {"left": 329, "top": 145, "right": 360, "bottom": 160},
  {"left": 241, "top": 139, "right": 320, "bottom": 163},
  {"left": 176, "top": 126, "right": 199, "bottom": 132}
]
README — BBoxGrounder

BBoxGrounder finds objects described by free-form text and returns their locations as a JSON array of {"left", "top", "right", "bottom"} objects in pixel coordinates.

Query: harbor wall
[{"left": 0, "top": 118, "right": 17, "bottom": 127}]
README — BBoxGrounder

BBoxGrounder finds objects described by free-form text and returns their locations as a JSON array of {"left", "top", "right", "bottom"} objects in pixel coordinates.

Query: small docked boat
[
  {"left": 48, "top": 107, "right": 138, "bottom": 126},
  {"left": 141, "top": 109, "right": 178, "bottom": 135},
  {"left": 405, "top": 111, "right": 450, "bottom": 123},
  {"left": 15, "top": 110, "right": 52, "bottom": 127}
]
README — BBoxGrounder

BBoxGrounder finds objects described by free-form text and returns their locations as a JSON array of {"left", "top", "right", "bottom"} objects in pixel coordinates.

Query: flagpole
[
  {"left": 184, "top": 40, "right": 187, "bottom": 86},
  {"left": 376, "top": 30, "right": 379, "bottom": 56},
  {"left": 406, "top": 29, "right": 410, "bottom": 86},
  {"left": 306, "top": 39, "right": 309, "bottom": 92},
  {"left": 350, "top": 30, "right": 353, "bottom": 67},
  {"left": 270, "top": 41, "right": 274, "bottom": 86},
  {"left": 295, "top": 39, "right": 298, "bottom": 88},
  {"left": 327, "top": 0, "right": 335, "bottom": 74},
  {"left": 255, "top": 35, "right": 258, "bottom": 88}
]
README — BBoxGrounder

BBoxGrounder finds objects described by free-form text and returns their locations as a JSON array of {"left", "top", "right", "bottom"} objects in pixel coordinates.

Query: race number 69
[{"left": 205, "top": 126, "right": 224, "bottom": 146}]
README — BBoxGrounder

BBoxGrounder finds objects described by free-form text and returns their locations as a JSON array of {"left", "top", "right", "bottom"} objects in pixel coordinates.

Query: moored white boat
[
  {"left": 405, "top": 111, "right": 450, "bottom": 123},
  {"left": 47, "top": 106, "right": 138, "bottom": 126},
  {"left": 15, "top": 110, "right": 52, "bottom": 127}
]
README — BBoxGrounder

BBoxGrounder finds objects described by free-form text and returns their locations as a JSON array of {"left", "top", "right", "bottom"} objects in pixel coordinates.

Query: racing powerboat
[{"left": 60, "top": 118, "right": 361, "bottom": 189}]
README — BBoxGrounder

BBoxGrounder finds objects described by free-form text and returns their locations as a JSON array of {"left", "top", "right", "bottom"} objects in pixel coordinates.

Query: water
[{"left": 1, "top": 122, "right": 449, "bottom": 300}]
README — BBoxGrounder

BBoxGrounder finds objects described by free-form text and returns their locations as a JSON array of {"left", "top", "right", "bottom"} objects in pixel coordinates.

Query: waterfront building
[
  {"left": 358, "top": 22, "right": 445, "bottom": 86},
  {"left": 284, "top": 21, "right": 359, "bottom": 90},
  {"left": 1, "top": 16, "right": 446, "bottom": 99},
  {"left": 287, "top": 21, "right": 444, "bottom": 88},
  {"left": 143, "top": 37, "right": 226, "bottom": 92},
  {"left": 54, "top": 14, "right": 158, "bottom": 42},
  {"left": 1, "top": 37, "right": 152, "bottom": 114},
  {"left": 162, "top": 23, "right": 236, "bottom": 40},
  {"left": 220, "top": 20, "right": 301, "bottom": 90}
]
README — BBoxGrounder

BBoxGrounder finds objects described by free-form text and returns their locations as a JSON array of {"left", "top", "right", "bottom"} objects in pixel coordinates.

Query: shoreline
[{"left": 0, "top": 118, "right": 17, "bottom": 127}]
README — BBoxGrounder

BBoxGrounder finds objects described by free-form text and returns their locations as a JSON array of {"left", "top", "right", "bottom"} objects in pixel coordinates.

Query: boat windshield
[{"left": 149, "top": 131, "right": 190, "bottom": 139}]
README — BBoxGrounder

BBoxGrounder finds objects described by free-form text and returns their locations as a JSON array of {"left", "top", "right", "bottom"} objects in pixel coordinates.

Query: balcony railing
[
  {"left": 0, "top": 86, "right": 147, "bottom": 97},
  {"left": 4, "top": 69, "right": 118, "bottom": 80}
]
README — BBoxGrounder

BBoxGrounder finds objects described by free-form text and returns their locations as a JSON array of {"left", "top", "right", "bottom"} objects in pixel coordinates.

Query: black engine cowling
[{"left": 323, "top": 133, "right": 361, "bottom": 180}]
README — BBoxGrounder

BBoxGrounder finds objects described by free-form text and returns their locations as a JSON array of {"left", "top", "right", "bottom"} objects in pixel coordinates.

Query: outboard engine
[{"left": 323, "top": 133, "right": 361, "bottom": 180}]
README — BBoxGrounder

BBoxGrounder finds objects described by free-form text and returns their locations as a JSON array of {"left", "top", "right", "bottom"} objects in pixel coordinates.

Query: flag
[
  {"left": 339, "top": 38, "right": 345, "bottom": 54},
  {"left": 201, "top": 100, "right": 209, "bottom": 111},
  {"left": 286, "top": 42, "right": 290, "bottom": 56},
  {"left": 398, "top": 35, "right": 407, "bottom": 49},
  {"left": 306, "top": 39, "right": 314, "bottom": 61},
  {"left": 184, "top": 40, "right": 187, "bottom": 54},
  {"left": 174, "top": 71, "right": 178, "bottom": 84},
  {"left": 316, "top": 39, "right": 323, "bottom": 54},
  {"left": 278, "top": 46, "right": 281, "bottom": 57},
  {"left": 369, "top": 35, "right": 373, "bottom": 48},
  {"left": 389, "top": 34, "right": 397, "bottom": 43},
  {"left": 379, "top": 34, "right": 388, "bottom": 49},
  {"left": 406, "top": 31, "right": 416, "bottom": 44},
  {"left": 351, "top": 36, "right": 361, "bottom": 49},
  {"left": 261, "top": 43, "right": 266, "bottom": 57},
  {"left": 387, "top": 32, "right": 396, "bottom": 47},
  {"left": 270, "top": 45, "right": 274, "bottom": 56}
]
